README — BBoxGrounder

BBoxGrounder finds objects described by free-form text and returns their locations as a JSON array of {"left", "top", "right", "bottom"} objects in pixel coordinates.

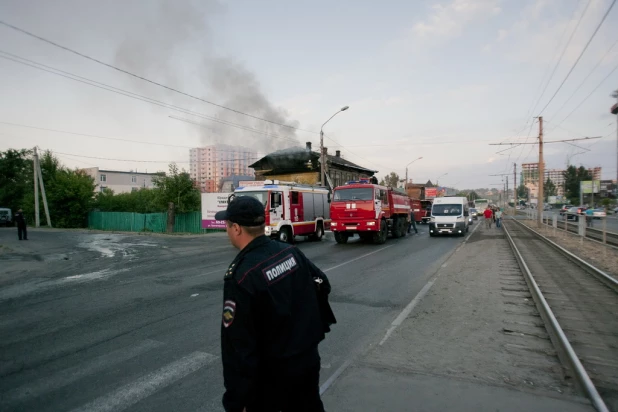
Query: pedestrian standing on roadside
[
  {"left": 585, "top": 207, "right": 594, "bottom": 228},
  {"left": 215, "top": 196, "right": 335, "bottom": 412},
  {"left": 495, "top": 208, "right": 503, "bottom": 229},
  {"left": 14, "top": 208, "right": 28, "bottom": 240},
  {"left": 483, "top": 208, "right": 493, "bottom": 228},
  {"left": 408, "top": 210, "right": 418, "bottom": 234}
]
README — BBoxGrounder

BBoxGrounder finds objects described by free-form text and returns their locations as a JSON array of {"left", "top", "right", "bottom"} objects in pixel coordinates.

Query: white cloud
[{"left": 409, "top": 0, "right": 502, "bottom": 40}]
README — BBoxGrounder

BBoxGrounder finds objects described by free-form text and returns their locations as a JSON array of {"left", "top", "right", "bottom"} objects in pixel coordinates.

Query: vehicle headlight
[
  {"left": 367, "top": 222, "right": 376, "bottom": 226},
  {"left": 331, "top": 222, "right": 337, "bottom": 226}
]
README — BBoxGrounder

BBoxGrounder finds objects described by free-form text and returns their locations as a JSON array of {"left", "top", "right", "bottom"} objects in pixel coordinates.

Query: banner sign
[
  {"left": 580, "top": 181, "right": 600, "bottom": 194},
  {"left": 201, "top": 193, "right": 232, "bottom": 229},
  {"left": 425, "top": 188, "right": 437, "bottom": 199}
]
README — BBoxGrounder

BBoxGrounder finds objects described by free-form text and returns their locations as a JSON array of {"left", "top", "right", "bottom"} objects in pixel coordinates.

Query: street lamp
[
  {"left": 436, "top": 173, "right": 448, "bottom": 186},
  {"left": 405, "top": 157, "right": 423, "bottom": 189},
  {"left": 320, "top": 106, "right": 349, "bottom": 186}
]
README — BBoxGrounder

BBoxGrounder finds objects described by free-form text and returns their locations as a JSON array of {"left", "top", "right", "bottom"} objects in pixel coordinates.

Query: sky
[{"left": 0, "top": 0, "right": 616, "bottom": 190}]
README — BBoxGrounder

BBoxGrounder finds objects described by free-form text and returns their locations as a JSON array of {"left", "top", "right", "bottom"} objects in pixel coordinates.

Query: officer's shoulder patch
[{"left": 222, "top": 300, "right": 236, "bottom": 328}]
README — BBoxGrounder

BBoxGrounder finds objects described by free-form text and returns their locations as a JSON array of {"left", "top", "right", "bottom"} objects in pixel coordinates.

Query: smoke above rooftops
[{"left": 112, "top": 0, "right": 300, "bottom": 153}]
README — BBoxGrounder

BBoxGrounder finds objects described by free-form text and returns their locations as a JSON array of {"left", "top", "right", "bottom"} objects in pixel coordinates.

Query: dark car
[
  {"left": 559, "top": 204, "right": 574, "bottom": 216},
  {"left": 564, "top": 206, "right": 586, "bottom": 221},
  {"left": 469, "top": 208, "right": 478, "bottom": 220}
]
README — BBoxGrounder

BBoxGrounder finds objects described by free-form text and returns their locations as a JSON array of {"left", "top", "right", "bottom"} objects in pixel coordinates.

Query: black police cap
[{"left": 214, "top": 196, "right": 266, "bottom": 227}]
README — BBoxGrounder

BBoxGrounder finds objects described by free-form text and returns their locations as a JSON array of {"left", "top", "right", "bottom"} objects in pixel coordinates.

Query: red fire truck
[
  {"left": 410, "top": 198, "right": 423, "bottom": 223},
  {"left": 234, "top": 180, "right": 330, "bottom": 243},
  {"left": 330, "top": 180, "right": 411, "bottom": 244}
]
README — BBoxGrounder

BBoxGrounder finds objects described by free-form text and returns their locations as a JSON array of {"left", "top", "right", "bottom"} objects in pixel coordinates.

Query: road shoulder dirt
[{"left": 322, "top": 221, "right": 594, "bottom": 411}]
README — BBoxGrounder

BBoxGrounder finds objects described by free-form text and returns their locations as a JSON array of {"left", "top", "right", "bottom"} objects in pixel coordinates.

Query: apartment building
[
  {"left": 522, "top": 163, "right": 602, "bottom": 198},
  {"left": 544, "top": 169, "right": 565, "bottom": 196},
  {"left": 81, "top": 167, "right": 158, "bottom": 194},
  {"left": 190, "top": 145, "right": 257, "bottom": 193}
]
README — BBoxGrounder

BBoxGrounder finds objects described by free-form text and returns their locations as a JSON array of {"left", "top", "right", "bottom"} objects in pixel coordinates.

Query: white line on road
[
  {"left": 3, "top": 339, "right": 163, "bottom": 405},
  {"left": 319, "top": 358, "right": 354, "bottom": 395},
  {"left": 379, "top": 278, "right": 437, "bottom": 346},
  {"left": 70, "top": 351, "right": 218, "bottom": 412},
  {"left": 323, "top": 245, "right": 393, "bottom": 273}
]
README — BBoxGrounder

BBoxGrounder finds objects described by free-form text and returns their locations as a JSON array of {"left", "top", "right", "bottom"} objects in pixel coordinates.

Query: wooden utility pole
[
  {"left": 513, "top": 163, "right": 517, "bottom": 210},
  {"left": 537, "top": 116, "right": 544, "bottom": 228},
  {"left": 33, "top": 147, "right": 40, "bottom": 227},
  {"left": 35, "top": 150, "right": 52, "bottom": 228}
]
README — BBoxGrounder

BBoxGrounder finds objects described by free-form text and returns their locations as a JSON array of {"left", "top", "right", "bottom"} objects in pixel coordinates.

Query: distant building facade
[
  {"left": 190, "top": 145, "right": 257, "bottom": 193},
  {"left": 81, "top": 167, "right": 158, "bottom": 194}
]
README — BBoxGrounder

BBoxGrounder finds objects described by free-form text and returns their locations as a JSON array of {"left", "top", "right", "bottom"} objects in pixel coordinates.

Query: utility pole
[
  {"left": 513, "top": 163, "right": 516, "bottom": 210},
  {"left": 537, "top": 116, "right": 544, "bottom": 228},
  {"left": 33, "top": 147, "right": 40, "bottom": 228},
  {"left": 34, "top": 147, "right": 52, "bottom": 227},
  {"left": 506, "top": 176, "right": 509, "bottom": 210},
  {"left": 608, "top": 90, "right": 618, "bottom": 196}
]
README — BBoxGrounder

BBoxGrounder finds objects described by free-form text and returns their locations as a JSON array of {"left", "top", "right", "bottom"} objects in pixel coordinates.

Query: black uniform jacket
[{"left": 221, "top": 235, "right": 334, "bottom": 411}]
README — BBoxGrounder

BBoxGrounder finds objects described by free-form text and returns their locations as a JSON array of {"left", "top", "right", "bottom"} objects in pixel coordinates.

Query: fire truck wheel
[
  {"left": 310, "top": 223, "right": 324, "bottom": 241},
  {"left": 278, "top": 227, "right": 293, "bottom": 243},
  {"left": 334, "top": 232, "right": 349, "bottom": 244},
  {"left": 373, "top": 220, "right": 387, "bottom": 244},
  {"left": 392, "top": 218, "right": 402, "bottom": 238}
]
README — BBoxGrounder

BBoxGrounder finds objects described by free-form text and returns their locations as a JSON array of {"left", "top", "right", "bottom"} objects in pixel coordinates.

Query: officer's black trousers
[
  {"left": 18, "top": 225, "right": 27, "bottom": 240},
  {"left": 249, "top": 362, "right": 324, "bottom": 412}
]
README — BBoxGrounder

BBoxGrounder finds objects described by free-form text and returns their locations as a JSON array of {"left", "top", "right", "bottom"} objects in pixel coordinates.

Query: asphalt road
[{"left": 0, "top": 224, "right": 465, "bottom": 411}]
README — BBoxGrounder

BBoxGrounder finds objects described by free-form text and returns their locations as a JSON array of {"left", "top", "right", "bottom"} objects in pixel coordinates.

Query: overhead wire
[
  {"left": 547, "top": 37, "right": 618, "bottom": 122},
  {"left": 0, "top": 51, "right": 306, "bottom": 145},
  {"left": 0, "top": 20, "right": 316, "bottom": 134},
  {"left": 530, "top": 0, "right": 592, "bottom": 118},
  {"left": 537, "top": 0, "right": 617, "bottom": 115},
  {"left": 51, "top": 150, "right": 259, "bottom": 164}
]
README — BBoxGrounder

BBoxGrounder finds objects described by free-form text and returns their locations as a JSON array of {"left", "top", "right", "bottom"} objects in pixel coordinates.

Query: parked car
[
  {"left": 564, "top": 206, "right": 586, "bottom": 221},
  {"left": 560, "top": 204, "right": 574, "bottom": 216},
  {"left": 543, "top": 204, "right": 552, "bottom": 211},
  {"left": 591, "top": 208, "right": 606, "bottom": 219},
  {"left": 0, "top": 208, "right": 12, "bottom": 227},
  {"left": 469, "top": 208, "right": 478, "bottom": 220},
  {"left": 613, "top": 207, "right": 618, "bottom": 215}
]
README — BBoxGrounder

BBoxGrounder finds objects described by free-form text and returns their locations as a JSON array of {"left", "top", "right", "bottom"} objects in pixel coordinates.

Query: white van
[
  {"left": 0, "top": 208, "right": 13, "bottom": 227},
  {"left": 429, "top": 197, "right": 469, "bottom": 237}
]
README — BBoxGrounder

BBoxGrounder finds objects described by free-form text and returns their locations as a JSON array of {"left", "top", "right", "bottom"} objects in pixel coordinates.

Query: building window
[
  {"left": 132, "top": 187, "right": 138, "bottom": 192},
  {"left": 131, "top": 176, "right": 137, "bottom": 183},
  {"left": 100, "top": 174, "right": 106, "bottom": 182},
  {"left": 100, "top": 185, "right": 107, "bottom": 192}
]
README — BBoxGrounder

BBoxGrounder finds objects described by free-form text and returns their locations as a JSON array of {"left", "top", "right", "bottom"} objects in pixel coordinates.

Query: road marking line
[
  {"left": 323, "top": 245, "right": 393, "bottom": 273},
  {"left": 319, "top": 358, "right": 354, "bottom": 395},
  {"left": 379, "top": 278, "right": 437, "bottom": 346},
  {"left": 70, "top": 351, "right": 218, "bottom": 412},
  {"left": 190, "top": 293, "right": 199, "bottom": 297},
  {"left": 4, "top": 339, "right": 163, "bottom": 405}
]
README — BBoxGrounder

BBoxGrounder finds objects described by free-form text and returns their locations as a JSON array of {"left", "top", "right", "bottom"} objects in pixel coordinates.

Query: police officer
[
  {"left": 215, "top": 196, "right": 335, "bottom": 412},
  {"left": 14, "top": 209, "right": 28, "bottom": 240}
]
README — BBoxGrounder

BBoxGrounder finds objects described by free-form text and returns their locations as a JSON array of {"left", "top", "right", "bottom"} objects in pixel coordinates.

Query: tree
[
  {"left": 93, "top": 188, "right": 159, "bottom": 213},
  {"left": 152, "top": 163, "right": 200, "bottom": 213},
  {"left": 543, "top": 178, "right": 556, "bottom": 201},
  {"left": 378, "top": 172, "right": 400, "bottom": 188},
  {"left": 563, "top": 166, "right": 592, "bottom": 203},
  {"left": 19, "top": 150, "right": 96, "bottom": 228},
  {"left": 516, "top": 184, "right": 526, "bottom": 199},
  {"left": 0, "top": 149, "right": 33, "bottom": 213}
]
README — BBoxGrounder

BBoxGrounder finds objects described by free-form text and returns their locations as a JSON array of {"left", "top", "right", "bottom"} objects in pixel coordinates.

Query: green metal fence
[{"left": 88, "top": 211, "right": 221, "bottom": 234}]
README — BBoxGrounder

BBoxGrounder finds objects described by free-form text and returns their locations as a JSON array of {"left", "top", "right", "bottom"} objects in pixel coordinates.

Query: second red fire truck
[{"left": 329, "top": 179, "right": 411, "bottom": 244}]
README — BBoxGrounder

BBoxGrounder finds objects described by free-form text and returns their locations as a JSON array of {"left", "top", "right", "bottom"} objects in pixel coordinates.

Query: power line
[
  {"left": 0, "top": 121, "right": 269, "bottom": 155},
  {"left": 0, "top": 51, "right": 307, "bottom": 144},
  {"left": 0, "top": 20, "right": 316, "bottom": 134},
  {"left": 538, "top": 0, "right": 617, "bottom": 115},
  {"left": 548, "top": 61, "right": 618, "bottom": 133},
  {"left": 547, "top": 37, "right": 618, "bottom": 121},
  {"left": 530, "top": 0, "right": 592, "bottom": 117},
  {"left": 52, "top": 150, "right": 259, "bottom": 164}
]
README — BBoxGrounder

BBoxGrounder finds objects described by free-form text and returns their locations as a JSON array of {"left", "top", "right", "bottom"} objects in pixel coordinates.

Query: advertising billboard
[
  {"left": 580, "top": 181, "right": 600, "bottom": 194},
  {"left": 425, "top": 188, "right": 437, "bottom": 199},
  {"left": 201, "top": 193, "right": 232, "bottom": 229}
]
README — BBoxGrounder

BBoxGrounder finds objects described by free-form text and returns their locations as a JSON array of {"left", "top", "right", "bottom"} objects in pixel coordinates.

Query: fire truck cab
[
  {"left": 330, "top": 179, "right": 410, "bottom": 244},
  {"left": 234, "top": 180, "right": 330, "bottom": 243}
]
